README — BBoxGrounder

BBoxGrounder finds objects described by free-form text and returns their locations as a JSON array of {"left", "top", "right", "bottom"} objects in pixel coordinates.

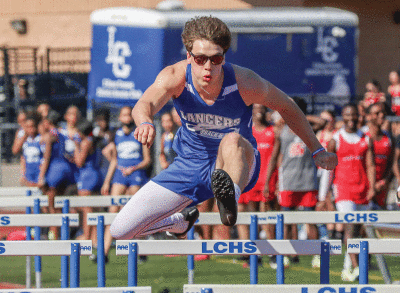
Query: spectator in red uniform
[
  {"left": 315, "top": 110, "right": 339, "bottom": 240},
  {"left": 363, "top": 102, "right": 393, "bottom": 210},
  {"left": 323, "top": 103, "right": 375, "bottom": 282}
]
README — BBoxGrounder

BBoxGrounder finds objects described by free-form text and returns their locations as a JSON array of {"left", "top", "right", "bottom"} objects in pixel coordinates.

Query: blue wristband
[
  {"left": 312, "top": 147, "right": 326, "bottom": 158},
  {"left": 140, "top": 122, "right": 155, "bottom": 128}
]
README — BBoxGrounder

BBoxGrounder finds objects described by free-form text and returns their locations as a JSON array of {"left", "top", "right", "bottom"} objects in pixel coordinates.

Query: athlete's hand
[
  {"left": 374, "top": 179, "right": 387, "bottom": 193},
  {"left": 313, "top": 151, "right": 338, "bottom": 170},
  {"left": 134, "top": 123, "right": 155, "bottom": 148},
  {"left": 122, "top": 166, "right": 135, "bottom": 177}
]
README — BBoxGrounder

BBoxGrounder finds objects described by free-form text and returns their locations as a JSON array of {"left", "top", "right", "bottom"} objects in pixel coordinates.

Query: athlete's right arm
[
  {"left": 132, "top": 61, "right": 186, "bottom": 148},
  {"left": 12, "top": 130, "right": 27, "bottom": 155},
  {"left": 318, "top": 138, "right": 337, "bottom": 201},
  {"left": 38, "top": 133, "right": 53, "bottom": 187}
]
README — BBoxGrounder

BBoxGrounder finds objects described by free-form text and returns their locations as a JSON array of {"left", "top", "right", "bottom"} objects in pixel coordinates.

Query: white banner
[
  {"left": 54, "top": 196, "right": 132, "bottom": 208},
  {"left": 116, "top": 240, "right": 341, "bottom": 256},
  {"left": 347, "top": 238, "right": 400, "bottom": 254},
  {"left": 0, "top": 240, "right": 92, "bottom": 256},
  {"left": 0, "top": 214, "right": 79, "bottom": 227},
  {"left": 184, "top": 284, "right": 399, "bottom": 293}
]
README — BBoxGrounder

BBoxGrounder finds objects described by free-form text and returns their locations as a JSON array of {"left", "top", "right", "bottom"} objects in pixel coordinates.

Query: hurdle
[
  {"left": 88, "top": 210, "right": 397, "bottom": 285},
  {"left": 87, "top": 213, "right": 269, "bottom": 286},
  {"left": 0, "top": 240, "right": 91, "bottom": 288},
  {"left": 0, "top": 211, "right": 80, "bottom": 288},
  {"left": 116, "top": 239, "right": 342, "bottom": 287},
  {"left": 347, "top": 238, "right": 400, "bottom": 284},
  {"left": 54, "top": 195, "right": 132, "bottom": 288},
  {"left": 0, "top": 240, "right": 151, "bottom": 292},
  {"left": 197, "top": 211, "right": 399, "bottom": 285},
  {"left": 183, "top": 284, "right": 399, "bottom": 292}
]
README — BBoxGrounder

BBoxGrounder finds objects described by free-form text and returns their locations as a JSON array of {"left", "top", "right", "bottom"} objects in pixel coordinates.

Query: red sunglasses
[{"left": 190, "top": 52, "right": 224, "bottom": 65}]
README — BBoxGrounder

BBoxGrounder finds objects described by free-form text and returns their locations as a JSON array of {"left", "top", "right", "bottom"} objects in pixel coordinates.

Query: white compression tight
[{"left": 110, "top": 181, "right": 193, "bottom": 239}]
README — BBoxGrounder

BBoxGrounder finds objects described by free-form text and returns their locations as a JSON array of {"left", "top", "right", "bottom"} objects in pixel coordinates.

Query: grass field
[{"left": 1, "top": 248, "right": 400, "bottom": 293}]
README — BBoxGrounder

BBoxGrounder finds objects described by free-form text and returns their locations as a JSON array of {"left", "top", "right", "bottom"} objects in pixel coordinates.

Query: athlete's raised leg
[
  {"left": 212, "top": 132, "right": 256, "bottom": 226},
  {"left": 110, "top": 181, "right": 196, "bottom": 239}
]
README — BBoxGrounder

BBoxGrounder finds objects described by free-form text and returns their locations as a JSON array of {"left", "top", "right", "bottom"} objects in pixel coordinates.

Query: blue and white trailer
[{"left": 88, "top": 7, "right": 358, "bottom": 116}]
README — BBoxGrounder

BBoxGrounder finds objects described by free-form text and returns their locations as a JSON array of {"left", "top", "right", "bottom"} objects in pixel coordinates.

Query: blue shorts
[
  {"left": 46, "top": 159, "right": 74, "bottom": 188},
  {"left": 25, "top": 170, "right": 39, "bottom": 184},
  {"left": 67, "top": 161, "right": 80, "bottom": 185},
  {"left": 152, "top": 149, "right": 261, "bottom": 207},
  {"left": 112, "top": 168, "right": 148, "bottom": 187},
  {"left": 77, "top": 167, "right": 102, "bottom": 192}
]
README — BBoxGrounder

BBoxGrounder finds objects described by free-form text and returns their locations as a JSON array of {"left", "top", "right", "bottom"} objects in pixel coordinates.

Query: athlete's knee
[
  {"left": 220, "top": 133, "right": 253, "bottom": 160},
  {"left": 221, "top": 132, "right": 242, "bottom": 147},
  {"left": 110, "top": 221, "right": 138, "bottom": 240}
]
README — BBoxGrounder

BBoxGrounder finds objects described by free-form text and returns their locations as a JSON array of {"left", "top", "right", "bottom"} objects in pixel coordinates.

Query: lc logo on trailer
[{"left": 105, "top": 26, "right": 132, "bottom": 79}]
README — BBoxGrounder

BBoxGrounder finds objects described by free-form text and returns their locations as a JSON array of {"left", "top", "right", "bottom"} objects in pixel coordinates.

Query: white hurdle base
[
  {"left": 0, "top": 287, "right": 151, "bottom": 293},
  {"left": 184, "top": 284, "right": 399, "bottom": 293}
]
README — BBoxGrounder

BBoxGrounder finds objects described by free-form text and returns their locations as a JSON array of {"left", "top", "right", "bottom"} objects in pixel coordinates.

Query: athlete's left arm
[
  {"left": 235, "top": 65, "right": 337, "bottom": 170},
  {"left": 38, "top": 133, "right": 52, "bottom": 187},
  {"left": 74, "top": 138, "right": 91, "bottom": 168},
  {"left": 379, "top": 137, "right": 394, "bottom": 190},
  {"left": 128, "top": 146, "right": 152, "bottom": 175}
]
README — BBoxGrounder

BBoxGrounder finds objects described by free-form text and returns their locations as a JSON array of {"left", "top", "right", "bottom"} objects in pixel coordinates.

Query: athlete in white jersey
[{"left": 110, "top": 16, "right": 338, "bottom": 240}]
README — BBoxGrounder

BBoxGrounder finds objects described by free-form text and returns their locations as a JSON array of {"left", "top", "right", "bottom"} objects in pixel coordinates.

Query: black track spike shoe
[{"left": 211, "top": 169, "right": 237, "bottom": 226}]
